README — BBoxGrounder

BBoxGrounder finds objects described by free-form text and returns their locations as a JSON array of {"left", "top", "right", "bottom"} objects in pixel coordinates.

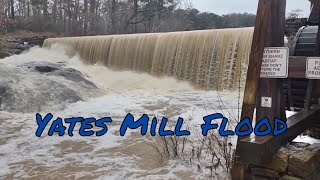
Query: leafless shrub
[
  {"left": 149, "top": 89, "right": 239, "bottom": 178},
  {"left": 149, "top": 126, "right": 235, "bottom": 178}
]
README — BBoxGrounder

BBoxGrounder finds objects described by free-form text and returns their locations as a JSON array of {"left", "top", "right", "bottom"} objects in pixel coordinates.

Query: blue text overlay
[{"left": 35, "top": 113, "right": 287, "bottom": 137}]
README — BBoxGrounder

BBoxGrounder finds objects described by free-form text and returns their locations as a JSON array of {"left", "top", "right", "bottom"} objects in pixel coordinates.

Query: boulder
[
  {"left": 20, "top": 61, "right": 64, "bottom": 72},
  {"left": 0, "top": 81, "right": 8, "bottom": 95},
  {"left": 248, "top": 142, "right": 320, "bottom": 180},
  {"left": 0, "top": 77, "right": 82, "bottom": 113},
  {"left": 8, "top": 48, "right": 22, "bottom": 55},
  {"left": 0, "top": 62, "right": 98, "bottom": 113},
  {"left": 250, "top": 167, "right": 279, "bottom": 179},
  {"left": 0, "top": 51, "right": 10, "bottom": 59},
  {"left": 0, "top": 81, "right": 9, "bottom": 110},
  {"left": 250, "top": 175, "right": 275, "bottom": 180},
  {"left": 48, "top": 68, "right": 96, "bottom": 87},
  {"left": 254, "top": 150, "right": 289, "bottom": 173},
  {"left": 19, "top": 61, "right": 96, "bottom": 87},
  {"left": 279, "top": 175, "right": 301, "bottom": 180},
  {"left": 288, "top": 143, "right": 320, "bottom": 179}
]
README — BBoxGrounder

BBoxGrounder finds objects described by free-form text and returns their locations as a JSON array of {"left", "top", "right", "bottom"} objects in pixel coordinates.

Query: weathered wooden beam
[
  {"left": 304, "top": 80, "right": 314, "bottom": 110},
  {"left": 238, "top": 0, "right": 272, "bottom": 140},
  {"left": 232, "top": 0, "right": 272, "bottom": 179},
  {"left": 237, "top": 107, "right": 320, "bottom": 164},
  {"left": 308, "top": 3, "right": 320, "bottom": 25},
  {"left": 312, "top": 8, "right": 320, "bottom": 100},
  {"left": 256, "top": 0, "right": 287, "bottom": 124},
  {"left": 316, "top": 8, "right": 320, "bottom": 56},
  {"left": 304, "top": 14, "right": 320, "bottom": 110},
  {"left": 288, "top": 56, "right": 307, "bottom": 78},
  {"left": 287, "top": 78, "right": 294, "bottom": 110},
  {"left": 309, "top": 0, "right": 320, "bottom": 8}
]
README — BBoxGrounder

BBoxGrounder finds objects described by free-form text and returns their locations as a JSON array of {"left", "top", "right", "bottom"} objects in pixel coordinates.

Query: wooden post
[
  {"left": 305, "top": 17, "right": 319, "bottom": 109},
  {"left": 309, "top": 0, "right": 320, "bottom": 8},
  {"left": 305, "top": 80, "right": 314, "bottom": 110},
  {"left": 231, "top": 0, "right": 272, "bottom": 179},
  {"left": 256, "top": 0, "right": 287, "bottom": 124},
  {"left": 316, "top": 9, "right": 320, "bottom": 56},
  {"left": 237, "top": 0, "right": 272, "bottom": 129},
  {"left": 311, "top": 7, "right": 320, "bottom": 106}
]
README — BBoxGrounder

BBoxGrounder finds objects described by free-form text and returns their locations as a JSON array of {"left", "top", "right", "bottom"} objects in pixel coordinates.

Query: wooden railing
[{"left": 237, "top": 106, "right": 320, "bottom": 164}]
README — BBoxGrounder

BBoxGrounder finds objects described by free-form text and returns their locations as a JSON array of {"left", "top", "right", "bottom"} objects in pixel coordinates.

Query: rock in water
[
  {"left": 0, "top": 79, "right": 81, "bottom": 113},
  {"left": 0, "top": 62, "right": 99, "bottom": 113},
  {"left": 21, "top": 61, "right": 62, "bottom": 72},
  {"left": 19, "top": 61, "right": 96, "bottom": 87},
  {"left": 0, "top": 81, "right": 8, "bottom": 95},
  {"left": 0, "top": 51, "right": 10, "bottom": 59},
  {"left": 0, "top": 81, "right": 9, "bottom": 110}
]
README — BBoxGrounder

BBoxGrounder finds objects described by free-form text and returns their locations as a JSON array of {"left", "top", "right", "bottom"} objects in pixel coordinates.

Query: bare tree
[
  {"left": 10, "top": 0, "right": 14, "bottom": 19},
  {"left": 0, "top": 0, "right": 256, "bottom": 36},
  {"left": 110, "top": 0, "right": 117, "bottom": 34}
]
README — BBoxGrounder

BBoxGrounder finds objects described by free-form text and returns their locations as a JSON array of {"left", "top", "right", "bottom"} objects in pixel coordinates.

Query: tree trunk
[
  {"left": 84, "top": 0, "right": 88, "bottom": 35},
  {"left": 52, "top": 0, "right": 57, "bottom": 23},
  {"left": 59, "top": 0, "right": 63, "bottom": 34},
  {"left": 10, "top": 0, "right": 14, "bottom": 19},
  {"left": 90, "top": 0, "right": 95, "bottom": 33},
  {"left": 27, "top": 0, "right": 30, "bottom": 17},
  {"left": 110, "top": 0, "right": 116, "bottom": 34},
  {"left": 43, "top": 0, "right": 48, "bottom": 17},
  {"left": 133, "top": 0, "right": 138, "bottom": 33}
]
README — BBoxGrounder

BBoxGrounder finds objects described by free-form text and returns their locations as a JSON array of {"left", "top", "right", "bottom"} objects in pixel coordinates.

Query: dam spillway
[{"left": 43, "top": 28, "right": 254, "bottom": 90}]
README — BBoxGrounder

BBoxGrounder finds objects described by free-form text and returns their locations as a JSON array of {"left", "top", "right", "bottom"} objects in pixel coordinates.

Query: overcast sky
[{"left": 192, "top": 0, "right": 311, "bottom": 17}]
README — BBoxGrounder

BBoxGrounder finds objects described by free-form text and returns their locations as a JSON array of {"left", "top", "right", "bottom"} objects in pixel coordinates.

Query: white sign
[
  {"left": 260, "top": 47, "right": 289, "bottom": 78},
  {"left": 306, "top": 57, "right": 320, "bottom": 79},
  {"left": 261, "top": 97, "right": 272, "bottom": 108}
]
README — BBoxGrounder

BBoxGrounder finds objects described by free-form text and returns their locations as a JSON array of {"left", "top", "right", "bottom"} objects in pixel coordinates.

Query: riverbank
[{"left": 0, "top": 31, "right": 55, "bottom": 58}]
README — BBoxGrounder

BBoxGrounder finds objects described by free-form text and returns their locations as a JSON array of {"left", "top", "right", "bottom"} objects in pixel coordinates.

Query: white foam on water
[
  {"left": 0, "top": 87, "right": 241, "bottom": 179},
  {"left": 2, "top": 45, "right": 312, "bottom": 179},
  {"left": 1, "top": 45, "right": 194, "bottom": 93}
]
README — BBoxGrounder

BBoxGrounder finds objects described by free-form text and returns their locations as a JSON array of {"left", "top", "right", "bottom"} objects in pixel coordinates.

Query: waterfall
[{"left": 43, "top": 28, "right": 253, "bottom": 90}]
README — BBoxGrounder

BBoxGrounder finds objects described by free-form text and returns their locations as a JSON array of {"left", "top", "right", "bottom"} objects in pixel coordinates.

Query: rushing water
[
  {"left": 43, "top": 28, "right": 254, "bottom": 90},
  {"left": 1, "top": 31, "right": 318, "bottom": 179},
  {"left": 0, "top": 45, "right": 243, "bottom": 179}
]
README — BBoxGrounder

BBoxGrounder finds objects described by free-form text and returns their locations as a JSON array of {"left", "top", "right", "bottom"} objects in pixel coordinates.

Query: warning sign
[
  {"left": 306, "top": 57, "right": 320, "bottom": 79},
  {"left": 261, "top": 97, "right": 272, "bottom": 108},
  {"left": 260, "top": 47, "right": 289, "bottom": 78}
]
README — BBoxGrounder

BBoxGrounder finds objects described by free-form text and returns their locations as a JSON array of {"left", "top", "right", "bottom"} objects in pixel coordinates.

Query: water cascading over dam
[{"left": 43, "top": 28, "right": 254, "bottom": 90}]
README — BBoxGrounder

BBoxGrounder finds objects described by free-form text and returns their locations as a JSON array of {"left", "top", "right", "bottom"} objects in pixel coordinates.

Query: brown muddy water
[{"left": 0, "top": 46, "right": 242, "bottom": 179}]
